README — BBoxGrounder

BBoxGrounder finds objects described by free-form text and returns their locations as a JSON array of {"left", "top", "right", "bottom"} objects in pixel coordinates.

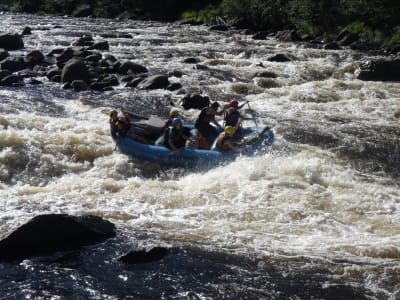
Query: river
[{"left": 0, "top": 13, "right": 399, "bottom": 299}]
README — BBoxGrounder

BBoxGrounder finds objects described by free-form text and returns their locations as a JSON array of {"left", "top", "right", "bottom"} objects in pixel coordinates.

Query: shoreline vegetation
[{"left": 1, "top": 0, "right": 400, "bottom": 52}]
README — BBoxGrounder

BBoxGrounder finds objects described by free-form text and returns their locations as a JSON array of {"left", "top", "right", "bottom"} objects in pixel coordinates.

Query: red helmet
[{"left": 230, "top": 100, "right": 238, "bottom": 107}]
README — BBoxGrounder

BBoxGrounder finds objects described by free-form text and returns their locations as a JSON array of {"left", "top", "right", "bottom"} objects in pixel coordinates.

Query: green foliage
[
  {"left": 181, "top": 5, "right": 221, "bottom": 23},
  {"left": 385, "top": 26, "right": 400, "bottom": 46}
]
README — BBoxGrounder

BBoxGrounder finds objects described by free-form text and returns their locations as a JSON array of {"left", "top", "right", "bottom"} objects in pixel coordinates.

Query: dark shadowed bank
[{"left": 1, "top": 0, "right": 400, "bottom": 50}]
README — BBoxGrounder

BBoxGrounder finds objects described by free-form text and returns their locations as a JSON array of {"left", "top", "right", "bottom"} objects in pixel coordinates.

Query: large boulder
[
  {"left": 0, "top": 214, "right": 116, "bottom": 262},
  {"left": 61, "top": 58, "right": 91, "bottom": 83},
  {"left": 24, "top": 50, "right": 45, "bottom": 67},
  {"left": 138, "top": 74, "right": 169, "bottom": 90},
  {"left": 357, "top": 59, "right": 400, "bottom": 82},
  {"left": 0, "top": 56, "right": 26, "bottom": 72},
  {"left": 0, "top": 49, "right": 9, "bottom": 61},
  {"left": 0, "top": 34, "right": 24, "bottom": 50},
  {"left": 181, "top": 93, "right": 210, "bottom": 110},
  {"left": 117, "top": 61, "right": 148, "bottom": 75}
]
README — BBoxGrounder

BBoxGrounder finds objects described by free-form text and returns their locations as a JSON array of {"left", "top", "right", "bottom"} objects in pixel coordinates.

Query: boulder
[
  {"left": 61, "top": 58, "right": 91, "bottom": 83},
  {"left": 72, "top": 80, "right": 89, "bottom": 91},
  {"left": 183, "top": 57, "right": 198, "bottom": 64},
  {"left": 357, "top": 59, "right": 400, "bottom": 82},
  {"left": 118, "top": 247, "right": 169, "bottom": 264},
  {"left": 0, "top": 56, "right": 26, "bottom": 72},
  {"left": 0, "top": 74, "right": 23, "bottom": 86},
  {"left": 0, "top": 34, "right": 24, "bottom": 50},
  {"left": 90, "top": 81, "right": 112, "bottom": 91},
  {"left": 267, "top": 53, "right": 296, "bottom": 62},
  {"left": 46, "top": 67, "right": 61, "bottom": 80},
  {"left": 167, "top": 82, "right": 182, "bottom": 91},
  {"left": 138, "top": 74, "right": 169, "bottom": 90},
  {"left": 25, "top": 50, "right": 45, "bottom": 66},
  {"left": 0, "top": 70, "right": 11, "bottom": 81},
  {"left": 21, "top": 27, "right": 32, "bottom": 35},
  {"left": 72, "top": 35, "right": 94, "bottom": 47},
  {"left": 0, "top": 49, "right": 10, "bottom": 61},
  {"left": 117, "top": 61, "right": 148, "bottom": 75},
  {"left": 0, "top": 214, "right": 116, "bottom": 262},
  {"left": 181, "top": 93, "right": 210, "bottom": 110},
  {"left": 88, "top": 41, "right": 109, "bottom": 51}
]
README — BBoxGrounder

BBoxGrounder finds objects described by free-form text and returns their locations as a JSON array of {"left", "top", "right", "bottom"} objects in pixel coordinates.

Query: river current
[{"left": 0, "top": 13, "right": 399, "bottom": 299}]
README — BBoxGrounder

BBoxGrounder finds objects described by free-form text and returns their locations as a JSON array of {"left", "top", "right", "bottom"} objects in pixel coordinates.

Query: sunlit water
[{"left": 0, "top": 13, "right": 399, "bottom": 299}]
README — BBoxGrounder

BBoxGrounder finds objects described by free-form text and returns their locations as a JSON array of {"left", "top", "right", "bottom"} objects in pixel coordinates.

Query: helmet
[
  {"left": 172, "top": 117, "right": 182, "bottom": 126},
  {"left": 224, "top": 126, "right": 235, "bottom": 136},
  {"left": 170, "top": 109, "right": 179, "bottom": 117},
  {"left": 230, "top": 100, "right": 238, "bottom": 108},
  {"left": 109, "top": 109, "right": 117, "bottom": 117}
]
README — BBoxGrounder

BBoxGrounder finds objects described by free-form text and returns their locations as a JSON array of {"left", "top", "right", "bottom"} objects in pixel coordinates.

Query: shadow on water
[{"left": 0, "top": 236, "right": 374, "bottom": 299}]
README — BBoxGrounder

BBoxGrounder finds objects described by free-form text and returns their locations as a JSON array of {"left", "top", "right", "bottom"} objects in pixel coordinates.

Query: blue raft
[{"left": 114, "top": 117, "right": 274, "bottom": 168}]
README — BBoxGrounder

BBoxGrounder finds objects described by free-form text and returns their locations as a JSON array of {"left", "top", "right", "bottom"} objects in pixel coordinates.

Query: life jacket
[
  {"left": 224, "top": 108, "right": 240, "bottom": 127},
  {"left": 163, "top": 127, "right": 186, "bottom": 149},
  {"left": 110, "top": 117, "right": 130, "bottom": 137}
]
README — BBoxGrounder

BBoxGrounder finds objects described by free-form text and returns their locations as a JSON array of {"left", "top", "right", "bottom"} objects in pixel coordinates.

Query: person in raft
[
  {"left": 223, "top": 99, "right": 252, "bottom": 139},
  {"left": 212, "top": 125, "right": 242, "bottom": 152},
  {"left": 164, "top": 117, "right": 190, "bottom": 155},
  {"left": 194, "top": 101, "right": 224, "bottom": 147},
  {"left": 109, "top": 109, "right": 148, "bottom": 143},
  {"left": 163, "top": 108, "right": 180, "bottom": 130},
  {"left": 185, "top": 129, "right": 209, "bottom": 150}
]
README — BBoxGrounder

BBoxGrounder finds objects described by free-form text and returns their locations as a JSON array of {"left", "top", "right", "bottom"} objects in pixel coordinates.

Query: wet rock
[
  {"left": 357, "top": 59, "right": 400, "bottom": 82},
  {"left": 90, "top": 81, "right": 112, "bottom": 91},
  {"left": 0, "top": 33, "right": 24, "bottom": 50},
  {"left": 21, "top": 26, "right": 32, "bottom": 35},
  {"left": 167, "top": 82, "right": 182, "bottom": 91},
  {"left": 72, "top": 35, "right": 94, "bottom": 47},
  {"left": 72, "top": 80, "right": 89, "bottom": 91},
  {"left": 25, "top": 50, "right": 45, "bottom": 67},
  {"left": 46, "top": 67, "right": 61, "bottom": 80},
  {"left": 28, "top": 78, "right": 43, "bottom": 85},
  {"left": 168, "top": 70, "right": 183, "bottom": 78},
  {"left": 118, "top": 247, "right": 169, "bottom": 264},
  {"left": 183, "top": 57, "right": 198, "bottom": 64},
  {"left": 0, "top": 70, "right": 11, "bottom": 81},
  {"left": 138, "top": 74, "right": 169, "bottom": 90},
  {"left": 126, "top": 76, "right": 145, "bottom": 88},
  {"left": 253, "top": 71, "right": 277, "bottom": 78},
  {"left": 181, "top": 93, "right": 210, "bottom": 110},
  {"left": 0, "top": 56, "right": 26, "bottom": 72},
  {"left": 0, "top": 49, "right": 10, "bottom": 61},
  {"left": 338, "top": 32, "right": 359, "bottom": 46},
  {"left": 86, "top": 53, "right": 102, "bottom": 63},
  {"left": 267, "top": 53, "right": 296, "bottom": 62},
  {"left": 0, "top": 214, "right": 116, "bottom": 262},
  {"left": 51, "top": 75, "right": 62, "bottom": 82},
  {"left": 88, "top": 41, "right": 109, "bottom": 51},
  {"left": 252, "top": 31, "right": 269, "bottom": 40},
  {"left": 323, "top": 42, "right": 341, "bottom": 50},
  {"left": 61, "top": 58, "right": 91, "bottom": 83},
  {"left": 275, "top": 29, "right": 301, "bottom": 42},
  {"left": 209, "top": 25, "right": 230, "bottom": 31},
  {"left": 117, "top": 61, "right": 148, "bottom": 75},
  {"left": 0, "top": 74, "right": 23, "bottom": 86},
  {"left": 394, "top": 110, "right": 400, "bottom": 118}
]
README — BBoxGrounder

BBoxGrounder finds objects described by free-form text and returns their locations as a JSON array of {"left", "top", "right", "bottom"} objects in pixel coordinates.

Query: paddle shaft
[{"left": 247, "top": 102, "right": 258, "bottom": 127}]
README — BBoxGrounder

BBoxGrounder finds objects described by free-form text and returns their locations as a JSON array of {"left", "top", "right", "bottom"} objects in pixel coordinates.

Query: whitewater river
[{"left": 0, "top": 13, "right": 399, "bottom": 299}]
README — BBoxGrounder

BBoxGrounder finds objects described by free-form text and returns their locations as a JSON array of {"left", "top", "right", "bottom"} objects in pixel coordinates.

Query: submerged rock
[
  {"left": 0, "top": 214, "right": 116, "bottom": 262},
  {"left": 118, "top": 247, "right": 169, "bottom": 264}
]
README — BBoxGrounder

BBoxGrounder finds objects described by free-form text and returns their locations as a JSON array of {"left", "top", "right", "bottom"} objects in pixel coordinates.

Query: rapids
[{"left": 0, "top": 13, "right": 399, "bottom": 299}]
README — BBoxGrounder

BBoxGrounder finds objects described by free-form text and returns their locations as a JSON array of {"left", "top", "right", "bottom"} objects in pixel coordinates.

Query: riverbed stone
[
  {"left": 0, "top": 56, "right": 26, "bottom": 72},
  {"left": 61, "top": 58, "right": 91, "bottom": 83},
  {"left": 357, "top": 59, "right": 400, "bottom": 81},
  {"left": 138, "top": 74, "right": 169, "bottom": 90},
  {"left": 25, "top": 50, "right": 45, "bottom": 66},
  {"left": 0, "top": 49, "right": 10, "bottom": 61},
  {"left": 118, "top": 247, "right": 169, "bottom": 264},
  {"left": 0, "top": 214, "right": 116, "bottom": 262},
  {"left": 181, "top": 93, "right": 210, "bottom": 110},
  {"left": 0, "top": 34, "right": 24, "bottom": 50},
  {"left": 117, "top": 61, "right": 148, "bottom": 75},
  {"left": 0, "top": 74, "right": 23, "bottom": 86}
]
